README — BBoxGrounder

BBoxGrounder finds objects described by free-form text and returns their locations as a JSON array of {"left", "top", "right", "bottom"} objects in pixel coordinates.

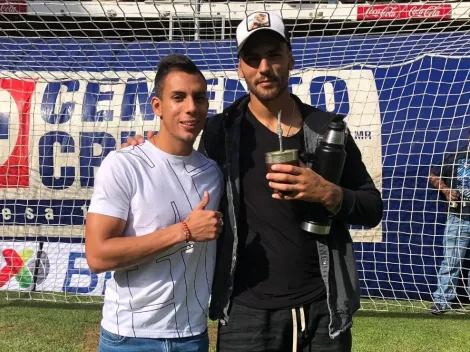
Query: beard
[{"left": 246, "top": 75, "right": 289, "bottom": 102}]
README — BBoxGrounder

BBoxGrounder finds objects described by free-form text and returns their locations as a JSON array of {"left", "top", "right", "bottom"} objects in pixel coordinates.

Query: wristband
[{"left": 181, "top": 221, "right": 191, "bottom": 242}]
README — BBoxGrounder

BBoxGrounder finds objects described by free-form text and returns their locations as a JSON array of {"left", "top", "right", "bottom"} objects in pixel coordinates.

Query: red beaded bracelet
[{"left": 181, "top": 221, "right": 191, "bottom": 242}]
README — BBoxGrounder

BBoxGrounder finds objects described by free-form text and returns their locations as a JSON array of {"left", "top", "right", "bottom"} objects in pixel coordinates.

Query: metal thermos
[{"left": 300, "top": 116, "right": 347, "bottom": 235}]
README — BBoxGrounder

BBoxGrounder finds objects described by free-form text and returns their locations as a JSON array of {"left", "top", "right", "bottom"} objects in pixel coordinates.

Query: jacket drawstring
[{"left": 291, "top": 306, "right": 306, "bottom": 352}]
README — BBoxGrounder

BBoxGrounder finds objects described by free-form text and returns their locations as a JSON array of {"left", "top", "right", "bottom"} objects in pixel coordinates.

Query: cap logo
[{"left": 246, "top": 12, "right": 271, "bottom": 32}]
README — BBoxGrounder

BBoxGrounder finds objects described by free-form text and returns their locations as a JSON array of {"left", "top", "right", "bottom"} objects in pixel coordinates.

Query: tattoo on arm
[
  {"left": 310, "top": 173, "right": 342, "bottom": 212},
  {"left": 313, "top": 174, "right": 322, "bottom": 188}
]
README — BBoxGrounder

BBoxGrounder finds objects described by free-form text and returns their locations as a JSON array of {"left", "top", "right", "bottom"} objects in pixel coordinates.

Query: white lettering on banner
[
  {"left": 0, "top": 3, "right": 25, "bottom": 14},
  {"left": 409, "top": 6, "right": 443, "bottom": 18},
  {"left": 357, "top": 4, "right": 451, "bottom": 20},
  {"left": 364, "top": 6, "right": 400, "bottom": 19},
  {"left": 2, "top": 207, "right": 11, "bottom": 220}
]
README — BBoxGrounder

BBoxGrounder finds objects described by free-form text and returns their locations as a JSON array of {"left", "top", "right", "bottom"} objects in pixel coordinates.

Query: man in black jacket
[
  {"left": 200, "top": 12, "right": 382, "bottom": 352},
  {"left": 125, "top": 11, "right": 382, "bottom": 352}
]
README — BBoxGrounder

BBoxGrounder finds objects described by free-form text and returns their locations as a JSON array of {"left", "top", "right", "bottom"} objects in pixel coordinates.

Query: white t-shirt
[{"left": 88, "top": 141, "right": 223, "bottom": 338}]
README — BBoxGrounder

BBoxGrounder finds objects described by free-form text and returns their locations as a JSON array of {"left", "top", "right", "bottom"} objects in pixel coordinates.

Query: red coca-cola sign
[
  {"left": 0, "top": 0, "right": 26, "bottom": 14},
  {"left": 357, "top": 4, "right": 452, "bottom": 20}
]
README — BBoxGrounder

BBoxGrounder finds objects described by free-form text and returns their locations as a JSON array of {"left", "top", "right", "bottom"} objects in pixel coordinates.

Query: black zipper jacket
[{"left": 198, "top": 94, "right": 383, "bottom": 338}]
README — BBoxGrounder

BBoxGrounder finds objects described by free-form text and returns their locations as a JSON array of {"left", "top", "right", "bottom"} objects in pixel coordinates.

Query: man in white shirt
[{"left": 85, "top": 54, "right": 223, "bottom": 352}]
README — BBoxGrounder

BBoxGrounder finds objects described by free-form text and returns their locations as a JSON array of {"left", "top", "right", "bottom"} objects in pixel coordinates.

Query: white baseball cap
[{"left": 236, "top": 11, "right": 289, "bottom": 54}]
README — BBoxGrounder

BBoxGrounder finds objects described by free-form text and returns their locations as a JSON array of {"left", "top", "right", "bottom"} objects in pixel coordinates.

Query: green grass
[
  {"left": 0, "top": 298, "right": 102, "bottom": 352},
  {"left": 1, "top": 293, "right": 469, "bottom": 352},
  {"left": 353, "top": 311, "right": 470, "bottom": 352}
]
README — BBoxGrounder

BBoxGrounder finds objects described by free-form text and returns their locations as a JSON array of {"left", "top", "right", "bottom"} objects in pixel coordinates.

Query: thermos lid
[{"left": 328, "top": 115, "right": 346, "bottom": 131}]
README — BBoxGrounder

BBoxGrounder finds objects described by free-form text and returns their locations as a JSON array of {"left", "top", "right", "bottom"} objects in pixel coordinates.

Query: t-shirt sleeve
[{"left": 88, "top": 151, "right": 133, "bottom": 220}]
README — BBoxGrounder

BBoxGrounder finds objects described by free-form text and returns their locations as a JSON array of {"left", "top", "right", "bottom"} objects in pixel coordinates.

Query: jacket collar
[
  {"left": 222, "top": 95, "right": 250, "bottom": 130},
  {"left": 221, "top": 93, "right": 327, "bottom": 130}
]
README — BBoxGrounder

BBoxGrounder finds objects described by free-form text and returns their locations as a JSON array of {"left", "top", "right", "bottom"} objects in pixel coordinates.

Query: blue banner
[{"left": 1, "top": 31, "right": 470, "bottom": 301}]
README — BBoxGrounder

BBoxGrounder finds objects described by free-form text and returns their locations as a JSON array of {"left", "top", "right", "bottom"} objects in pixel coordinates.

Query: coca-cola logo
[
  {"left": 358, "top": 4, "right": 451, "bottom": 20},
  {"left": 409, "top": 6, "right": 443, "bottom": 18},
  {"left": 0, "top": 1, "right": 26, "bottom": 14},
  {"left": 0, "top": 4, "right": 18, "bottom": 13},
  {"left": 363, "top": 5, "right": 401, "bottom": 19}
]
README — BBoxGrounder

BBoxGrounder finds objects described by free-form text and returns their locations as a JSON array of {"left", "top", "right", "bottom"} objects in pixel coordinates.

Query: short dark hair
[{"left": 154, "top": 54, "right": 206, "bottom": 98}]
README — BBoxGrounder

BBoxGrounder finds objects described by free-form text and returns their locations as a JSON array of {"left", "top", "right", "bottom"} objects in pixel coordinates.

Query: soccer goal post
[{"left": 1, "top": 0, "right": 470, "bottom": 311}]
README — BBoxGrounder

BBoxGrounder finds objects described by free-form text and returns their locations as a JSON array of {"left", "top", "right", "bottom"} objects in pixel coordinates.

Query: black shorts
[{"left": 217, "top": 298, "right": 352, "bottom": 352}]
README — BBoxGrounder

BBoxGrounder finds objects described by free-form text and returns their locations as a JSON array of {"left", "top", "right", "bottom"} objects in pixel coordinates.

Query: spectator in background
[{"left": 429, "top": 130, "right": 470, "bottom": 314}]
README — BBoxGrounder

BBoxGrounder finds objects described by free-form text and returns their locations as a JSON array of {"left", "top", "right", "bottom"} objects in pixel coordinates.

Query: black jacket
[{"left": 198, "top": 94, "right": 383, "bottom": 338}]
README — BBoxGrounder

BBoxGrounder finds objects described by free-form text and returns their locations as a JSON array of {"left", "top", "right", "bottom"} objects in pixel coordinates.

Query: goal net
[{"left": 1, "top": 0, "right": 470, "bottom": 310}]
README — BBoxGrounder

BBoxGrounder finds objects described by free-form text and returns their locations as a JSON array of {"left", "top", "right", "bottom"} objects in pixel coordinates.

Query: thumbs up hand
[
  {"left": 184, "top": 191, "right": 223, "bottom": 242},
  {"left": 194, "top": 191, "right": 210, "bottom": 210}
]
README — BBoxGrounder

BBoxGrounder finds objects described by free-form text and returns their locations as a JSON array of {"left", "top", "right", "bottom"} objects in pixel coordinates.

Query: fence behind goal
[{"left": 1, "top": 0, "right": 470, "bottom": 310}]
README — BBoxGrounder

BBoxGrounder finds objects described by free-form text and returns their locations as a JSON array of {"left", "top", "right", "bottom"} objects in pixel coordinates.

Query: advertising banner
[
  {"left": 1, "top": 32, "right": 470, "bottom": 298},
  {"left": 357, "top": 4, "right": 452, "bottom": 21}
]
